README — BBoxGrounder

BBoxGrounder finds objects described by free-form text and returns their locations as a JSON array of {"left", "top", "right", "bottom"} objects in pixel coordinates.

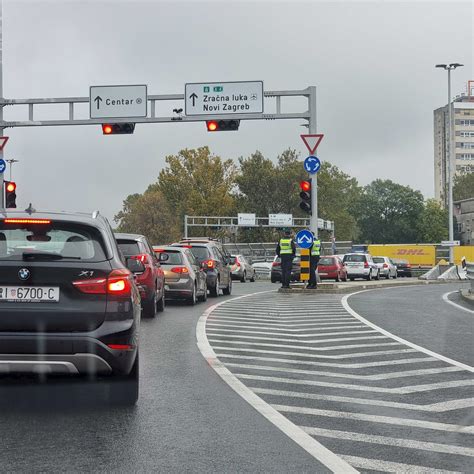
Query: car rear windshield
[
  {"left": 343, "top": 254, "right": 366, "bottom": 263},
  {"left": 373, "top": 257, "right": 385, "bottom": 263},
  {"left": 188, "top": 246, "right": 211, "bottom": 262},
  {"left": 229, "top": 256, "right": 238, "bottom": 264},
  {"left": 157, "top": 250, "right": 183, "bottom": 265},
  {"left": 319, "top": 257, "right": 334, "bottom": 266},
  {"left": 0, "top": 221, "right": 108, "bottom": 262},
  {"left": 117, "top": 240, "right": 141, "bottom": 256}
]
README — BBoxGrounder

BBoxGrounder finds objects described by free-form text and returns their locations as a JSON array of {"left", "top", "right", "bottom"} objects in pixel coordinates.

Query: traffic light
[
  {"left": 102, "top": 123, "right": 135, "bottom": 135},
  {"left": 299, "top": 179, "right": 312, "bottom": 214},
  {"left": 206, "top": 120, "right": 240, "bottom": 132},
  {"left": 4, "top": 180, "right": 17, "bottom": 208}
]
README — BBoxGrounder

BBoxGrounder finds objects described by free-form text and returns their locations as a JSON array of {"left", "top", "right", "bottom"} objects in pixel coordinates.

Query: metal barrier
[{"left": 465, "top": 261, "right": 474, "bottom": 292}]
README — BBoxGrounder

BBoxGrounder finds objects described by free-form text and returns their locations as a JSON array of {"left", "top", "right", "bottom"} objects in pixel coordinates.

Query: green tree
[
  {"left": 157, "top": 146, "right": 237, "bottom": 223},
  {"left": 114, "top": 189, "right": 181, "bottom": 245},
  {"left": 417, "top": 199, "right": 448, "bottom": 243},
  {"left": 354, "top": 179, "right": 424, "bottom": 243},
  {"left": 453, "top": 172, "right": 474, "bottom": 201}
]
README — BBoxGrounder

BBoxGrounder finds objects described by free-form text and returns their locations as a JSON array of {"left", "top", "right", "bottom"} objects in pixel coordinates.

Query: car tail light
[
  {"left": 364, "top": 261, "right": 369, "bottom": 268},
  {"left": 272, "top": 261, "right": 281, "bottom": 267},
  {"left": 202, "top": 259, "right": 215, "bottom": 269},
  {"left": 107, "top": 344, "right": 134, "bottom": 351},
  {"left": 171, "top": 266, "right": 189, "bottom": 274},
  {"left": 383, "top": 263, "right": 388, "bottom": 268},
  {"left": 235, "top": 257, "right": 241, "bottom": 267},
  {"left": 73, "top": 269, "right": 132, "bottom": 296},
  {"left": 4, "top": 218, "right": 51, "bottom": 225},
  {"left": 407, "top": 263, "right": 412, "bottom": 268}
]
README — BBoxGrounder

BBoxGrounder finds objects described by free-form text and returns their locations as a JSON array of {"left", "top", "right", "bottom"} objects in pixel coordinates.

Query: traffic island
[
  {"left": 277, "top": 278, "right": 455, "bottom": 294},
  {"left": 460, "top": 289, "right": 474, "bottom": 305}
]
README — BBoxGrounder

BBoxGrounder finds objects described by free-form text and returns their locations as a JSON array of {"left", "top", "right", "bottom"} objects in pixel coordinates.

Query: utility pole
[{"left": 436, "top": 63, "right": 464, "bottom": 264}]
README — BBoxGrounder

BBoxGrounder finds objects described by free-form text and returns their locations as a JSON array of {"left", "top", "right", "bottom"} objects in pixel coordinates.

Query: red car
[
  {"left": 115, "top": 233, "right": 166, "bottom": 317},
  {"left": 318, "top": 255, "right": 348, "bottom": 282}
]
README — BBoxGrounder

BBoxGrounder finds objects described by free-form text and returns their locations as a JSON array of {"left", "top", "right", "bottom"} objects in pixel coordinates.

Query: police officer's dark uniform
[
  {"left": 276, "top": 231, "right": 296, "bottom": 289},
  {"left": 307, "top": 236, "right": 321, "bottom": 289}
]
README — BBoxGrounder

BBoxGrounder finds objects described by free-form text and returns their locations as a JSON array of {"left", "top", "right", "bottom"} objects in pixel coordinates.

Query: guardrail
[{"left": 465, "top": 261, "right": 474, "bottom": 291}]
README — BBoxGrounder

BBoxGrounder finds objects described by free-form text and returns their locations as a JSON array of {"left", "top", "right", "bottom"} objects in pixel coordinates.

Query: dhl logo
[{"left": 396, "top": 249, "right": 428, "bottom": 255}]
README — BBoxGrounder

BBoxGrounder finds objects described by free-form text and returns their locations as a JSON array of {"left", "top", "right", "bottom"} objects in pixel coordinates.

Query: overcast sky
[{"left": 3, "top": 0, "right": 473, "bottom": 223}]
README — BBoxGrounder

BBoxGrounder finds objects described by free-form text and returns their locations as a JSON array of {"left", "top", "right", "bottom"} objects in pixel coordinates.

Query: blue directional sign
[
  {"left": 296, "top": 229, "right": 314, "bottom": 249},
  {"left": 0, "top": 159, "right": 6, "bottom": 174},
  {"left": 304, "top": 155, "right": 321, "bottom": 174}
]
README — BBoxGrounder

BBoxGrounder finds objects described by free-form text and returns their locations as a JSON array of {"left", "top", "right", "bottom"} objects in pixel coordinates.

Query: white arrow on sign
[{"left": 298, "top": 235, "right": 312, "bottom": 244}]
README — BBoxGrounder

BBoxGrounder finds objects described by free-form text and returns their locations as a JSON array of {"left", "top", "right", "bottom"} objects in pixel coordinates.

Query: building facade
[
  {"left": 434, "top": 91, "right": 474, "bottom": 207},
  {"left": 454, "top": 198, "right": 474, "bottom": 245}
]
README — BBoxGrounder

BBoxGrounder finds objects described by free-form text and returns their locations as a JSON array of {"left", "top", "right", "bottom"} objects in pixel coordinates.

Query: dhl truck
[{"left": 367, "top": 245, "right": 435, "bottom": 267}]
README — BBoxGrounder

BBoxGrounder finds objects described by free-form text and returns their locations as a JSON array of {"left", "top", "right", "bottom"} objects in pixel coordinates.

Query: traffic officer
[
  {"left": 307, "top": 232, "right": 321, "bottom": 289},
  {"left": 276, "top": 229, "right": 296, "bottom": 289}
]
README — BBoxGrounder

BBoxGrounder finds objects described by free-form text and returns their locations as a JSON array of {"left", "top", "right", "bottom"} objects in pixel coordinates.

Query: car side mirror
[
  {"left": 158, "top": 253, "right": 169, "bottom": 263},
  {"left": 126, "top": 257, "right": 145, "bottom": 274}
]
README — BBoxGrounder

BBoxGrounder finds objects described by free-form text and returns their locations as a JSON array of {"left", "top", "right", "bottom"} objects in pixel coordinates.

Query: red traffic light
[
  {"left": 299, "top": 180, "right": 311, "bottom": 192},
  {"left": 6, "top": 181, "right": 16, "bottom": 193},
  {"left": 101, "top": 123, "right": 135, "bottom": 135},
  {"left": 102, "top": 124, "right": 113, "bottom": 135},
  {"left": 206, "top": 121, "right": 218, "bottom": 132}
]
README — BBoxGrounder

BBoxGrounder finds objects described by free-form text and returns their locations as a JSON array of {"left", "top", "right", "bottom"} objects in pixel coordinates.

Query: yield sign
[
  {"left": 0, "top": 137, "right": 9, "bottom": 151},
  {"left": 300, "top": 134, "right": 324, "bottom": 155}
]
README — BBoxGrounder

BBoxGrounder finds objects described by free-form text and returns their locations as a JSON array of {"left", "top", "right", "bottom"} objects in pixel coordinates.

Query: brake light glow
[
  {"left": 4, "top": 218, "right": 51, "bottom": 225},
  {"left": 364, "top": 261, "right": 369, "bottom": 268},
  {"left": 73, "top": 269, "right": 132, "bottom": 296},
  {"left": 272, "top": 261, "right": 281, "bottom": 267},
  {"left": 170, "top": 266, "right": 189, "bottom": 274},
  {"left": 107, "top": 344, "right": 134, "bottom": 351},
  {"left": 203, "top": 259, "right": 215, "bottom": 269}
]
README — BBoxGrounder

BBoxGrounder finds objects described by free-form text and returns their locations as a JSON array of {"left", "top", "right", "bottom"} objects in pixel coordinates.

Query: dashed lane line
[
  {"left": 207, "top": 321, "right": 365, "bottom": 330},
  {"left": 196, "top": 291, "right": 358, "bottom": 473},
  {"left": 343, "top": 291, "right": 474, "bottom": 373},
  {"left": 206, "top": 327, "right": 378, "bottom": 337},
  {"left": 206, "top": 333, "right": 388, "bottom": 344},
  {"left": 273, "top": 404, "right": 474, "bottom": 434},
  {"left": 250, "top": 387, "right": 474, "bottom": 412}
]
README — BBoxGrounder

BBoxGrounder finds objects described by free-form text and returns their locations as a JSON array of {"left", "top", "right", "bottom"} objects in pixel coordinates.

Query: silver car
[
  {"left": 229, "top": 254, "right": 256, "bottom": 282},
  {"left": 372, "top": 256, "right": 398, "bottom": 279},
  {"left": 342, "top": 253, "right": 380, "bottom": 281}
]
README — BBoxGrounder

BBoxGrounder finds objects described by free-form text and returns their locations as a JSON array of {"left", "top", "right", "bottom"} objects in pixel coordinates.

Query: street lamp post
[{"left": 436, "top": 63, "right": 464, "bottom": 265}]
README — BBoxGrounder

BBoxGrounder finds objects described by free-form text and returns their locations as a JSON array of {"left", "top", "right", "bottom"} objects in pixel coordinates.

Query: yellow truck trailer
[{"left": 368, "top": 245, "right": 436, "bottom": 267}]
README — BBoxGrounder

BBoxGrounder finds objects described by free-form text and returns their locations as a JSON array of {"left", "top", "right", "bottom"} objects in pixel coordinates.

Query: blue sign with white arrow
[
  {"left": 304, "top": 156, "right": 321, "bottom": 174},
  {"left": 296, "top": 229, "right": 314, "bottom": 249},
  {"left": 0, "top": 159, "right": 6, "bottom": 174}
]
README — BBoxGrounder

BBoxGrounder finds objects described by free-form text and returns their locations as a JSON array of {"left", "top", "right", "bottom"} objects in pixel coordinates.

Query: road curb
[{"left": 458, "top": 289, "right": 474, "bottom": 306}]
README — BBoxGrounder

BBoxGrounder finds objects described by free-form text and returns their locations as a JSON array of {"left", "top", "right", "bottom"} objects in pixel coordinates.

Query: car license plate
[
  {"left": 0, "top": 286, "right": 59, "bottom": 302},
  {"left": 319, "top": 272, "right": 328, "bottom": 276}
]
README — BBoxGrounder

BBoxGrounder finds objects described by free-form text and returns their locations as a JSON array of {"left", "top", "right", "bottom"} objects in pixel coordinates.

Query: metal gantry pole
[
  {"left": 0, "top": 0, "right": 4, "bottom": 210},
  {"left": 308, "top": 86, "right": 318, "bottom": 237},
  {"left": 447, "top": 68, "right": 454, "bottom": 264}
]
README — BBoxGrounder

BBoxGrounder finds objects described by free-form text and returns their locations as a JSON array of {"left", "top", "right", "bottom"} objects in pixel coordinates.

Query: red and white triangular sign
[
  {"left": 0, "top": 137, "right": 9, "bottom": 151},
  {"left": 300, "top": 134, "right": 324, "bottom": 155}
]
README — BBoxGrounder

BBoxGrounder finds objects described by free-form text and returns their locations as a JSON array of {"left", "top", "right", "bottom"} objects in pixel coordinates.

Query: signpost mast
[
  {"left": 0, "top": 0, "right": 4, "bottom": 210},
  {"left": 308, "top": 86, "right": 317, "bottom": 237}
]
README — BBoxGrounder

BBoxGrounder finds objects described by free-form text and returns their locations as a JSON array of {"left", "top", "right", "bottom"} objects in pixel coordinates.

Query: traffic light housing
[
  {"left": 299, "top": 179, "right": 312, "bottom": 214},
  {"left": 4, "top": 180, "right": 17, "bottom": 208},
  {"left": 102, "top": 123, "right": 135, "bottom": 135},
  {"left": 206, "top": 120, "right": 240, "bottom": 132}
]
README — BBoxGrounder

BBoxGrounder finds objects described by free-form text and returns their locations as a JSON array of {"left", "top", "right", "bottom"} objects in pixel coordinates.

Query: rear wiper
[{"left": 22, "top": 252, "right": 82, "bottom": 260}]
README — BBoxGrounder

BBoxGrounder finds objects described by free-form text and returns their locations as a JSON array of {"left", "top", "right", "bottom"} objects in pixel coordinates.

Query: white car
[
  {"left": 342, "top": 253, "right": 380, "bottom": 281},
  {"left": 252, "top": 261, "right": 273, "bottom": 280},
  {"left": 372, "top": 256, "right": 398, "bottom": 279}
]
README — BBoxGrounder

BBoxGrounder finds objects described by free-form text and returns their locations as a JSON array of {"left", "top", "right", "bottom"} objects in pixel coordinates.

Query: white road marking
[
  {"left": 302, "top": 426, "right": 474, "bottom": 456},
  {"left": 208, "top": 338, "right": 401, "bottom": 351},
  {"left": 225, "top": 362, "right": 463, "bottom": 380},
  {"left": 207, "top": 320, "right": 363, "bottom": 329},
  {"left": 236, "top": 373, "right": 474, "bottom": 394},
  {"left": 340, "top": 454, "right": 461, "bottom": 473},
  {"left": 273, "top": 404, "right": 474, "bottom": 433},
  {"left": 211, "top": 345, "right": 418, "bottom": 359},
  {"left": 196, "top": 291, "right": 358, "bottom": 473},
  {"left": 442, "top": 291, "right": 474, "bottom": 314},
  {"left": 205, "top": 332, "right": 388, "bottom": 344},
  {"left": 251, "top": 387, "right": 474, "bottom": 412},
  {"left": 216, "top": 353, "right": 437, "bottom": 369},
  {"left": 206, "top": 327, "right": 377, "bottom": 337},
  {"left": 343, "top": 291, "right": 474, "bottom": 373}
]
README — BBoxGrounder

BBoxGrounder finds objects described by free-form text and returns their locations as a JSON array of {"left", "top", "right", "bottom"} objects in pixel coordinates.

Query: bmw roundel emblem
[{"left": 18, "top": 268, "right": 31, "bottom": 281}]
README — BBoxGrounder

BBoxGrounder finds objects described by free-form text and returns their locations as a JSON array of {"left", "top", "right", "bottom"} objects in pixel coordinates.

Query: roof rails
[
  {"left": 180, "top": 237, "right": 219, "bottom": 242},
  {"left": 92, "top": 210, "right": 100, "bottom": 219}
]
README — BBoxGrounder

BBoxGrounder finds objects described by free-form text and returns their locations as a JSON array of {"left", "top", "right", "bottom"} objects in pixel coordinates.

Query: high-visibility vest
[
  {"left": 279, "top": 238, "right": 293, "bottom": 254},
  {"left": 311, "top": 239, "right": 321, "bottom": 256}
]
